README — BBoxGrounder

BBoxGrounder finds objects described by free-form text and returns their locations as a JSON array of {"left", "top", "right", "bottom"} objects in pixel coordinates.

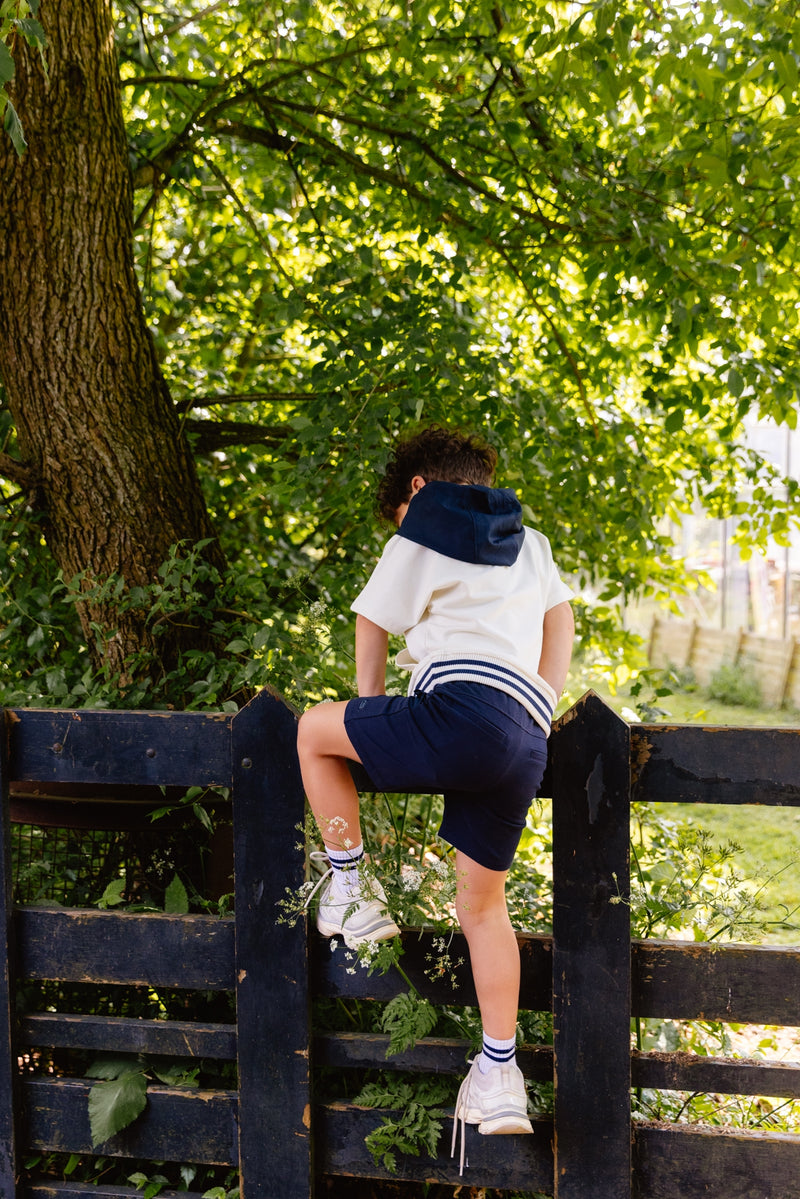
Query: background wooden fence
[
  {"left": 0, "top": 688, "right": 799, "bottom": 1198},
  {"left": 648, "top": 614, "right": 800, "bottom": 708}
]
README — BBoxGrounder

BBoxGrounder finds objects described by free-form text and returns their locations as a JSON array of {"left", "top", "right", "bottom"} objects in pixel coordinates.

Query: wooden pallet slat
[
  {"left": 310, "top": 926, "right": 553, "bottom": 1011},
  {"left": 633, "top": 1123, "right": 800, "bottom": 1199},
  {"left": 314, "top": 1031, "right": 554, "bottom": 1082},
  {"left": 631, "top": 723, "right": 800, "bottom": 807},
  {"left": 19, "top": 1013, "right": 237, "bottom": 1060},
  {"left": 27, "top": 1186, "right": 210, "bottom": 1199},
  {"left": 230, "top": 688, "right": 310, "bottom": 1199},
  {"left": 632, "top": 1050, "right": 800, "bottom": 1099},
  {"left": 17, "top": 908, "right": 236, "bottom": 990},
  {"left": 24, "top": 1077, "right": 238, "bottom": 1164},
  {"left": 8, "top": 709, "right": 233, "bottom": 788},
  {"left": 318, "top": 1102, "right": 554, "bottom": 1190},
  {"left": 632, "top": 939, "right": 800, "bottom": 1026},
  {"left": 0, "top": 712, "right": 21, "bottom": 1195}
]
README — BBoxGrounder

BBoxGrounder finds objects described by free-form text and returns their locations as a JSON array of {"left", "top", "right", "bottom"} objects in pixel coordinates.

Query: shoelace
[
  {"left": 450, "top": 1058, "right": 476, "bottom": 1174},
  {"left": 304, "top": 850, "right": 365, "bottom": 911},
  {"left": 304, "top": 851, "right": 335, "bottom": 910}
]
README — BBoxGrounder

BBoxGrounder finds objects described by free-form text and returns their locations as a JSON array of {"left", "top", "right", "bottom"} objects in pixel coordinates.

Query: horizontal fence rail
[{"left": 1, "top": 690, "right": 799, "bottom": 1198}]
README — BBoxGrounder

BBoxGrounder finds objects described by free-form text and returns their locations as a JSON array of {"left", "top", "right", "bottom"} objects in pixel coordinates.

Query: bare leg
[
  {"left": 455, "top": 849, "right": 519, "bottom": 1040},
  {"left": 296, "top": 701, "right": 364, "bottom": 851}
]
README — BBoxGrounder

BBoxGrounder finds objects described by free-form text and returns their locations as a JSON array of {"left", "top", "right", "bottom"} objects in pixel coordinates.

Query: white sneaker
[
  {"left": 451, "top": 1058, "right": 532, "bottom": 1173},
  {"left": 313, "top": 870, "right": 400, "bottom": 949}
]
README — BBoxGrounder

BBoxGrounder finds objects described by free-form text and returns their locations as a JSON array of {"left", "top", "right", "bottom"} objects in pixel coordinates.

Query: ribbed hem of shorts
[{"left": 410, "top": 655, "right": 555, "bottom": 735}]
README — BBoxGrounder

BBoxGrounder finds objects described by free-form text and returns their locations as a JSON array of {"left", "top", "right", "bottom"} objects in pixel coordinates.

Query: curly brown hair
[{"left": 376, "top": 425, "right": 497, "bottom": 521}]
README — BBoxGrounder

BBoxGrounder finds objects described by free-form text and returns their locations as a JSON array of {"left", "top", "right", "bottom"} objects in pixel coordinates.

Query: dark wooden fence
[{"left": 1, "top": 688, "right": 799, "bottom": 1198}]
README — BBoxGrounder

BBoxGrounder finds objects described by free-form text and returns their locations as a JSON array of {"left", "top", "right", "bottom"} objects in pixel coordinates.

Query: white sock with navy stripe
[
  {"left": 478, "top": 1031, "right": 517, "bottom": 1074},
  {"left": 326, "top": 842, "right": 365, "bottom": 898}
]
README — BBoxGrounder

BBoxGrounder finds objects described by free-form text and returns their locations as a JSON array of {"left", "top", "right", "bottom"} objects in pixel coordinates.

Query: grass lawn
[{"left": 586, "top": 680, "right": 800, "bottom": 947}]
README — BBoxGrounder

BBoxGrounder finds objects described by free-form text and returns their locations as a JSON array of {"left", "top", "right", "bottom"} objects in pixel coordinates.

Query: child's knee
[
  {"left": 456, "top": 889, "right": 508, "bottom": 932},
  {"left": 297, "top": 701, "right": 349, "bottom": 761},
  {"left": 296, "top": 707, "right": 320, "bottom": 760}
]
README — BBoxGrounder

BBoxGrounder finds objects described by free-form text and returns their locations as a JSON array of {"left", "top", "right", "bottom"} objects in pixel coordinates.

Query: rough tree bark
[{"left": 0, "top": 0, "right": 226, "bottom": 684}]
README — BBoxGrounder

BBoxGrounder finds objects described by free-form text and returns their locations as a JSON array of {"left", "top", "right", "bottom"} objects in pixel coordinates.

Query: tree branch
[
  {"left": 184, "top": 418, "right": 292, "bottom": 453},
  {"left": 178, "top": 382, "right": 406, "bottom": 411},
  {"left": 0, "top": 451, "right": 38, "bottom": 490}
]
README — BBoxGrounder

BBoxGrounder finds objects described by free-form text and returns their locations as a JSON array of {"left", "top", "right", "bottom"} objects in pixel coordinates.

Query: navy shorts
[{"left": 344, "top": 681, "right": 548, "bottom": 872}]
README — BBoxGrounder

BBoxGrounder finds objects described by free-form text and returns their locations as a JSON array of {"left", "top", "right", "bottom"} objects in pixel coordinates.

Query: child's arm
[
  {"left": 355, "top": 613, "right": 390, "bottom": 696},
  {"left": 537, "top": 600, "right": 574, "bottom": 697}
]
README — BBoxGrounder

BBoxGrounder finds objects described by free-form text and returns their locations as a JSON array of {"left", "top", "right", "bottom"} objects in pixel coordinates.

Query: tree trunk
[{"left": 0, "top": 0, "right": 226, "bottom": 684}]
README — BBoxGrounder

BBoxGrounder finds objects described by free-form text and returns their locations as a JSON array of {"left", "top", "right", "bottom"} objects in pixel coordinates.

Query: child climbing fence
[{"left": 0, "top": 689, "right": 799, "bottom": 1198}]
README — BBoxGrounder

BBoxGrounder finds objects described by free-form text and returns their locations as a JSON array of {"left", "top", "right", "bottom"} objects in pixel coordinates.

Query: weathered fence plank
[
  {"left": 24, "top": 1077, "right": 238, "bottom": 1163},
  {"left": 631, "top": 723, "right": 800, "bottom": 806},
  {"left": 739, "top": 631, "right": 796, "bottom": 708},
  {"left": 311, "top": 925, "right": 553, "bottom": 1011},
  {"left": 550, "top": 692, "right": 632, "bottom": 1199},
  {"left": 19, "top": 1013, "right": 237, "bottom": 1060},
  {"left": 631, "top": 1050, "right": 800, "bottom": 1099},
  {"left": 318, "top": 1104, "right": 554, "bottom": 1189},
  {"left": 8, "top": 709, "right": 232, "bottom": 788},
  {"left": 314, "top": 1032, "right": 554, "bottom": 1083},
  {"left": 648, "top": 614, "right": 800, "bottom": 710},
  {"left": 230, "top": 688, "right": 311, "bottom": 1199},
  {"left": 316, "top": 1035, "right": 800, "bottom": 1102},
  {"left": 27, "top": 1186, "right": 209, "bottom": 1199},
  {"left": 17, "top": 907, "right": 235, "bottom": 990},
  {"left": 632, "top": 939, "right": 800, "bottom": 1025},
  {"left": 633, "top": 1124, "right": 800, "bottom": 1199}
]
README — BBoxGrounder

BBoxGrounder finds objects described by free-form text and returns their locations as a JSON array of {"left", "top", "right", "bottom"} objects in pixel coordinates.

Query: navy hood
[{"left": 397, "top": 480, "right": 524, "bottom": 566}]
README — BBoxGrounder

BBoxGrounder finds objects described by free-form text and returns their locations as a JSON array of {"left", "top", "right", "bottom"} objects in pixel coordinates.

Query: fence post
[
  {"left": 231, "top": 688, "right": 311, "bottom": 1198},
  {"left": 0, "top": 713, "right": 20, "bottom": 1197},
  {"left": 550, "top": 691, "right": 631, "bottom": 1198}
]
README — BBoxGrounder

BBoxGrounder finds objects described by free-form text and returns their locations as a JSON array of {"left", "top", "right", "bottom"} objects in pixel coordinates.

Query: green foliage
[
  {"left": 627, "top": 804, "right": 780, "bottom": 942},
  {"left": 86, "top": 1059, "right": 148, "bottom": 1147},
  {"left": 0, "top": 0, "right": 46, "bottom": 154},
  {"left": 3, "top": 0, "right": 800, "bottom": 708},
  {"left": 127, "top": 1172, "right": 171, "bottom": 1199},
  {"left": 86, "top": 1055, "right": 199, "bottom": 1148},
  {"left": 352, "top": 1075, "right": 452, "bottom": 1175},
  {"left": 24, "top": 1154, "right": 238, "bottom": 1198},
  {"left": 378, "top": 990, "right": 439, "bottom": 1057},
  {"left": 707, "top": 660, "right": 763, "bottom": 708}
]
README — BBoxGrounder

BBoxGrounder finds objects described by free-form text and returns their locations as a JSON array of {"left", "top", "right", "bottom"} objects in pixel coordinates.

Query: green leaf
[
  {"left": 151, "top": 1061, "right": 199, "bottom": 1087},
  {"left": 86, "top": 1055, "right": 141, "bottom": 1081},
  {"left": 15, "top": 17, "right": 46, "bottom": 49},
  {"left": 88, "top": 1069, "right": 148, "bottom": 1146},
  {"left": 380, "top": 991, "right": 438, "bottom": 1056},
  {"left": 192, "top": 801, "right": 214, "bottom": 833},
  {"left": 3, "top": 97, "right": 26, "bottom": 155},
  {"left": 98, "top": 877, "right": 126, "bottom": 907},
  {"left": 164, "top": 873, "right": 189, "bottom": 914},
  {"left": 0, "top": 41, "right": 14, "bottom": 86},
  {"left": 727, "top": 366, "right": 744, "bottom": 398}
]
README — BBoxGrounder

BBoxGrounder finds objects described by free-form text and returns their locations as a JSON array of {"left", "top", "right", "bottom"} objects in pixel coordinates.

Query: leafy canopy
[{"left": 2, "top": 0, "right": 799, "bottom": 706}]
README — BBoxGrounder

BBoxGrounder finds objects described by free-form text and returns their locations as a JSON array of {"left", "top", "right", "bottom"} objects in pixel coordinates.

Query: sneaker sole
[
  {"left": 478, "top": 1114, "right": 533, "bottom": 1136},
  {"left": 317, "top": 916, "right": 400, "bottom": 946}
]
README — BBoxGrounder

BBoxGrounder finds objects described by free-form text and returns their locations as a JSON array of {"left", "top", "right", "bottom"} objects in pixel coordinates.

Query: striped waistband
[{"left": 410, "top": 655, "right": 555, "bottom": 736}]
